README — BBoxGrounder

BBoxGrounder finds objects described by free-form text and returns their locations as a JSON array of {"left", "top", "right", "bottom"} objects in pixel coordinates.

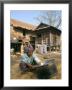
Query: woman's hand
[{"left": 26, "top": 63, "right": 33, "bottom": 69}]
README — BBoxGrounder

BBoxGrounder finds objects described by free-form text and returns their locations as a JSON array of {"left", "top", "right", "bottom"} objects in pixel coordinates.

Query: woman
[{"left": 19, "top": 47, "right": 41, "bottom": 72}]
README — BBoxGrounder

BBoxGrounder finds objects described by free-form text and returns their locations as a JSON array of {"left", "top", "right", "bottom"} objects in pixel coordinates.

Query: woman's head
[{"left": 27, "top": 47, "right": 34, "bottom": 57}]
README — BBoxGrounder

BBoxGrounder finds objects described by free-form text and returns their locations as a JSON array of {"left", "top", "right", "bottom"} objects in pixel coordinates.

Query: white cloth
[{"left": 33, "top": 54, "right": 41, "bottom": 65}]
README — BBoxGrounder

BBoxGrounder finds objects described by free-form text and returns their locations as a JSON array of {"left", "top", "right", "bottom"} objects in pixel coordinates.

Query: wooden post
[
  {"left": 21, "top": 43, "right": 24, "bottom": 55},
  {"left": 42, "top": 33, "right": 43, "bottom": 45},
  {"left": 50, "top": 32, "right": 52, "bottom": 52}
]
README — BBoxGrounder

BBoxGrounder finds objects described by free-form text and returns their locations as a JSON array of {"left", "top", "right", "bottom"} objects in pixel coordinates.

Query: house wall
[
  {"left": 49, "top": 32, "right": 61, "bottom": 51},
  {"left": 35, "top": 30, "right": 61, "bottom": 51},
  {"left": 10, "top": 26, "right": 24, "bottom": 40},
  {"left": 35, "top": 32, "right": 50, "bottom": 45}
]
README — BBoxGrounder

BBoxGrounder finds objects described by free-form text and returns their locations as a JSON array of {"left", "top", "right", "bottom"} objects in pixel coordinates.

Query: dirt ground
[{"left": 10, "top": 51, "right": 61, "bottom": 79}]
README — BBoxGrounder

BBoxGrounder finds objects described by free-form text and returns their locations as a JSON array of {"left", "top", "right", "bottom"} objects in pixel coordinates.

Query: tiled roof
[
  {"left": 10, "top": 19, "right": 36, "bottom": 31},
  {"left": 10, "top": 19, "right": 61, "bottom": 33},
  {"left": 35, "top": 23, "right": 50, "bottom": 30},
  {"left": 35, "top": 22, "right": 61, "bottom": 33}
]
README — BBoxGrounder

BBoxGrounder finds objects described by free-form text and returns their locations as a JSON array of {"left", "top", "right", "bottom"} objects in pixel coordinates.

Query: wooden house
[{"left": 35, "top": 23, "right": 61, "bottom": 51}]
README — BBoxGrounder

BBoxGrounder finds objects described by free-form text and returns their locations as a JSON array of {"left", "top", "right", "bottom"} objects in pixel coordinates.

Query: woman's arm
[{"left": 25, "top": 63, "right": 33, "bottom": 69}]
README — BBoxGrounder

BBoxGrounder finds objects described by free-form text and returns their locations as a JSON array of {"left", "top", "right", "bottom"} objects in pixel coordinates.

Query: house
[
  {"left": 10, "top": 19, "right": 36, "bottom": 52},
  {"left": 10, "top": 19, "right": 61, "bottom": 52},
  {"left": 35, "top": 23, "right": 61, "bottom": 51}
]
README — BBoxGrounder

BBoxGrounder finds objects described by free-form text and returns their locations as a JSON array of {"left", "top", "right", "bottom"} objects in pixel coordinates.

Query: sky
[
  {"left": 10, "top": 10, "right": 61, "bottom": 29},
  {"left": 10, "top": 10, "right": 42, "bottom": 26}
]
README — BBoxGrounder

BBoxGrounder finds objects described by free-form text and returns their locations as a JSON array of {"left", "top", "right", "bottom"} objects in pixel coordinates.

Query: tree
[{"left": 35, "top": 10, "right": 61, "bottom": 29}]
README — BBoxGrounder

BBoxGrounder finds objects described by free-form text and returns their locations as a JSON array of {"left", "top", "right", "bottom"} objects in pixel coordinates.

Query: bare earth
[{"left": 11, "top": 51, "right": 61, "bottom": 79}]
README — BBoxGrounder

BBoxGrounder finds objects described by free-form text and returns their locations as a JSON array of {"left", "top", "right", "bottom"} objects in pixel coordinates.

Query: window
[
  {"left": 37, "top": 34, "right": 41, "bottom": 37},
  {"left": 23, "top": 31, "right": 25, "bottom": 35}
]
